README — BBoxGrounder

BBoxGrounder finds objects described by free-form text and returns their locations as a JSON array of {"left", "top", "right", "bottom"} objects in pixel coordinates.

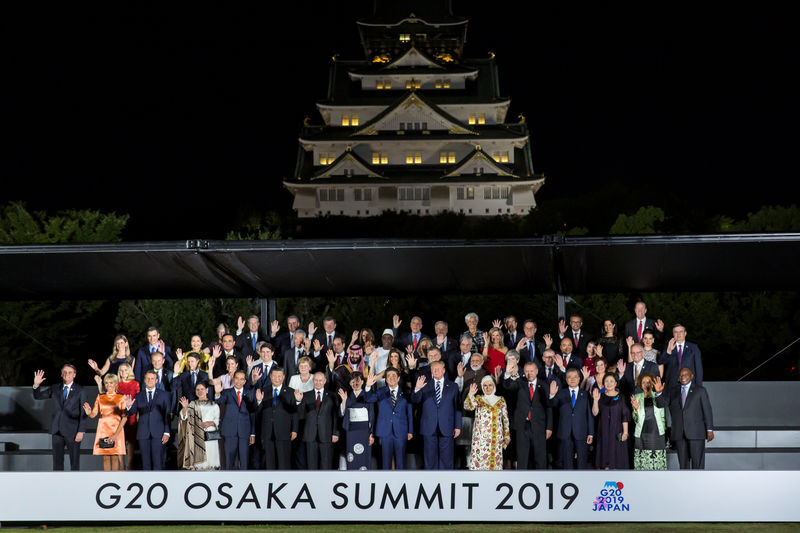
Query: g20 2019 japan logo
[{"left": 592, "top": 481, "right": 629, "bottom": 511}]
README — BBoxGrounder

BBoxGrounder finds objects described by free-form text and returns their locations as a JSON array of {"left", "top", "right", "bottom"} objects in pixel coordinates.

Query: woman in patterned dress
[
  {"left": 631, "top": 372, "right": 668, "bottom": 470},
  {"left": 463, "top": 375, "right": 510, "bottom": 470}
]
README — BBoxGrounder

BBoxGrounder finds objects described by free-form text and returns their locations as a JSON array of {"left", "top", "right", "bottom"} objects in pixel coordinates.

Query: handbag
[
  {"left": 204, "top": 430, "right": 221, "bottom": 441},
  {"left": 98, "top": 437, "right": 116, "bottom": 449}
]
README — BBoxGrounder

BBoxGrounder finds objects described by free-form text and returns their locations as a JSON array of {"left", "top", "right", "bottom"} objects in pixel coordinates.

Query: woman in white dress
[{"left": 177, "top": 381, "right": 220, "bottom": 470}]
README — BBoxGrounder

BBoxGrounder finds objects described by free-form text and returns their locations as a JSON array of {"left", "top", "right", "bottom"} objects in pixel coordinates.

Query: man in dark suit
[
  {"left": 556, "top": 338, "right": 583, "bottom": 372},
  {"left": 176, "top": 352, "right": 213, "bottom": 404},
  {"left": 124, "top": 370, "right": 171, "bottom": 470},
  {"left": 134, "top": 327, "right": 173, "bottom": 382},
  {"left": 503, "top": 315, "right": 521, "bottom": 349},
  {"left": 618, "top": 343, "right": 660, "bottom": 398},
  {"left": 447, "top": 335, "right": 474, "bottom": 379},
  {"left": 392, "top": 314, "right": 430, "bottom": 351},
  {"left": 254, "top": 367, "right": 298, "bottom": 470},
  {"left": 538, "top": 349, "right": 565, "bottom": 387},
  {"left": 214, "top": 333, "right": 245, "bottom": 377},
  {"left": 314, "top": 336, "right": 347, "bottom": 374},
  {"left": 32, "top": 365, "right": 87, "bottom": 471},
  {"left": 365, "top": 368, "right": 414, "bottom": 470},
  {"left": 624, "top": 301, "right": 665, "bottom": 349},
  {"left": 297, "top": 371, "right": 340, "bottom": 469},
  {"left": 548, "top": 368, "right": 593, "bottom": 469},
  {"left": 661, "top": 324, "right": 704, "bottom": 388},
  {"left": 312, "top": 315, "right": 346, "bottom": 352},
  {"left": 504, "top": 362, "right": 553, "bottom": 469},
  {"left": 282, "top": 329, "right": 309, "bottom": 378},
  {"left": 411, "top": 360, "right": 461, "bottom": 470},
  {"left": 432, "top": 320, "right": 457, "bottom": 358},
  {"left": 667, "top": 367, "right": 714, "bottom": 469},
  {"left": 558, "top": 315, "right": 594, "bottom": 356},
  {"left": 269, "top": 314, "right": 302, "bottom": 355},
  {"left": 235, "top": 315, "right": 270, "bottom": 360},
  {"left": 147, "top": 351, "right": 175, "bottom": 415},
  {"left": 248, "top": 342, "right": 281, "bottom": 390},
  {"left": 515, "top": 319, "right": 551, "bottom": 366},
  {"left": 216, "top": 370, "right": 256, "bottom": 470}
]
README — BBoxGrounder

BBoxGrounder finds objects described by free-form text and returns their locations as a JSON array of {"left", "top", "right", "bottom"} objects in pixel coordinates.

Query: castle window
[
  {"left": 319, "top": 153, "right": 335, "bottom": 165},
  {"left": 405, "top": 152, "right": 422, "bottom": 164},
  {"left": 492, "top": 151, "right": 509, "bottom": 163},
  {"left": 351, "top": 114, "right": 359, "bottom": 126},
  {"left": 399, "top": 34, "right": 411, "bottom": 42},
  {"left": 372, "top": 152, "right": 388, "bottom": 165},
  {"left": 341, "top": 114, "right": 350, "bottom": 126},
  {"left": 468, "top": 114, "right": 476, "bottom": 125},
  {"left": 477, "top": 113, "right": 486, "bottom": 125},
  {"left": 441, "top": 151, "right": 456, "bottom": 164},
  {"left": 443, "top": 79, "right": 450, "bottom": 89}
]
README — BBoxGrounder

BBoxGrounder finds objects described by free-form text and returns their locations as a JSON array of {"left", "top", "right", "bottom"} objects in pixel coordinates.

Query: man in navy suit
[
  {"left": 504, "top": 362, "right": 552, "bottom": 469},
  {"left": 32, "top": 365, "right": 87, "bottom": 471},
  {"left": 124, "top": 370, "right": 171, "bottom": 470},
  {"left": 548, "top": 368, "right": 593, "bottom": 469},
  {"left": 176, "top": 352, "right": 213, "bottom": 403},
  {"left": 555, "top": 338, "right": 583, "bottom": 373},
  {"left": 235, "top": 315, "right": 270, "bottom": 360},
  {"left": 392, "top": 314, "right": 430, "bottom": 351},
  {"left": 254, "top": 367, "right": 298, "bottom": 470},
  {"left": 216, "top": 370, "right": 256, "bottom": 469},
  {"left": 666, "top": 367, "right": 714, "bottom": 469},
  {"left": 248, "top": 342, "right": 281, "bottom": 390},
  {"left": 134, "top": 327, "right": 174, "bottom": 382},
  {"left": 623, "top": 301, "right": 665, "bottom": 354},
  {"left": 558, "top": 315, "right": 594, "bottom": 357},
  {"left": 538, "top": 349, "right": 565, "bottom": 387},
  {"left": 661, "top": 324, "right": 704, "bottom": 388},
  {"left": 515, "top": 319, "right": 552, "bottom": 366},
  {"left": 269, "top": 314, "right": 302, "bottom": 355},
  {"left": 296, "top": 372, "right": 340, "bottom": 469},
  {"left": 282, "top": 329, "right": 309, "bottom": 378},
  {"left": 618, "top": 343, "right": 660, "bottom": 398},
  {"left": 365, "top": 368, "right": 414, "bottom": 469},
  {"left": 411, "top": 360, "right": 461, "bottom": 470}
]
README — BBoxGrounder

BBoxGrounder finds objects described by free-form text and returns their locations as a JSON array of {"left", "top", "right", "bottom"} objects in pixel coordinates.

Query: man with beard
[{"left": 328, "top": 344, "right": 368, "bottom": 392}]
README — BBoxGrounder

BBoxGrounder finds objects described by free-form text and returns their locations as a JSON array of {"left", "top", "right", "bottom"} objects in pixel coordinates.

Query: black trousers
[
  {"left": 516, "top": 421, "right": 547, "bottom": 469},
  {"left": 52, "top": 432, "right": 81, "bottom": 471},
  {"left": 676, "top": 437, "right": 706, "bottom": 469},
  {"left": 263, "top": 438, "right": 292, "bottom": 470},
  {"left": 306, "top": 441, "right": 334, "bottom": 470}
]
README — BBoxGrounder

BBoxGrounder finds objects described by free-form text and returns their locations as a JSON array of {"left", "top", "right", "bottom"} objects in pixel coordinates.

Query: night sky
[{"left": 3, "top": 1, "right": 796, "bottom": 239}]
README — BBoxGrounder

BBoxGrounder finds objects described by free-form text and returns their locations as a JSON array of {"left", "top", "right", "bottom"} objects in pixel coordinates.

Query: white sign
[{"left": 1, "top": 471, "right": 798, "bottom": 522}]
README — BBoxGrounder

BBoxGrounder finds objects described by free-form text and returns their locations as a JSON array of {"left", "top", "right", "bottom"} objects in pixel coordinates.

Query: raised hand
[
  {"left": 351, "top": 330, "right": 359, "bottom": 343},
  {"left": 337, "top": 388, "right": 347, "bottom": 403},
  {"left": 581, "top": 367, "right": 590, "bottom": 381},
  {"left": 655, "top": 319, "right": 664, "bottom": 332},
  {"left": 303, "top": 338, "right": 312, "bottom": 352},
  {"left": 211, "top": 344, "right": 222, "bottom": 360},
  {"left": 630, "top": 395, "right": 640, "bottom": 410},
  {"left": 549, "top": 380, "right": 558, "bottom": 397},
  {"left": 595, "top": 344, "right": 603, "bottom": 356},
  {"left": 366, "top": 372, "right": 377, "bottom": 388},
  {"left": 312, "top": 339, "right": 322, "bottom": 352},
  {"left": 482, "top": 331, "right": 490, "bottom": 346},
  {"left": 392, "top": 315, "right": 402, "bottom": 329},
  {"left": 626, "top": 336, "right": 634, "bottom": 348},
  {"left": 468, "top": 382, "right": 478, "bottom": 396},
  {"left": 667, "top": 338, "right": 676, "bottom": 353},
  {"left": 493, "top": 365, "right": 503, "bottom": 381},
  {"left": 370, "top": 351, "right": 378, "bottom": 367},
  {"left": 82, "top": 402, "right": 92, "bottom": 415},
  {"left": 492, "top": 319, "right": 502, "bottom": 329},
  {"left": 457, "top": 362, "right": 465, "bottom": 378},
  {"left": 176, "top": 348, "right": 184, "bottom": 361},
  {"left": 87, "top": 359, "right": 99, "bottom": 371},
  {"left": 592, "top": 388, "right": 601, "bottom": 402},
  {"left": 308, "top": 322, "right": 317, "bottom": 337},
  {"left": 653, "top": 376, "right": 665, "bottom": 394},
  {"left": 123, "top": 395, "right": 134, "bottom": 409},
  {"left": 405, "top": 351, "right": 417, "bottom": 369},
  {"left": 255, "top": 388, "right": 264, "bottom": 403},
  {"left": 543, "top": 333, "right": 553, "bottom": 348},
  {"left": 33, "top": 370, "right": 46, "bottom": 388},
  {"left": 179, "top": 396, "right": 189, "bottom": 409},
  {"left": 326, "top": 349, "right": 336, "bottom": 368},
  {"left": 237, "top": 316, "right": 245, "bottom": 332},
  {"left": 558, "top": 319, "right": 567, "bottom": 336},
  {"left": 554, "top": 353, "right": 564, "bottom": 369},
  {"left": 516, "top": 338, "right": 527, "bottom": 351},
  {"left": 617, "top": 359, "right": 626, "bottom": 375},
  {"left": 294, "top": 389, "right": 303, "bottom": 402},
  {"left": 250, "top": 366, "right": 262, "bottom": 384},
  {"left": 246, "top": 355, "right": 254, "bottom": 368},
  {"left": 172, "top": 361, "right": 181, "bottom": 374},
  {"left": 415, "top": 375, "right": 427, "bottom": 390},
  {"left": 271, "top": 320, "right": 280, "bottom": 336}
]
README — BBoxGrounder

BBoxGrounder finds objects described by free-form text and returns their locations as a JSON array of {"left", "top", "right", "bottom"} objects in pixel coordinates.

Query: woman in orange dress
[{"left": 83, "top": 373, "right": 127, "bottom": 471}]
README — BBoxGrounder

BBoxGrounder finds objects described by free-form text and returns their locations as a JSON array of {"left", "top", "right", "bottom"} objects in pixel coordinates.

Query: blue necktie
[
  {"left": 148, "top": 390, "right": 153, "bottom": 404},
  {"left": 528, "top": 341, "right": 534, "bottom": 360},
  {"left": 62, "top": 386, "right": 68, "bottom": 401},
  {"left": 435, "top": 381, "right": 441, "bottom": 405},
  {"left": 571, "top": 389, "right": 576, "bottom": 408},
  {"left": 273, "top": 388, "right": 278, "bottom": 407},
  {"left": 252, "top": 336, "right": 257, "bottom": 352}
]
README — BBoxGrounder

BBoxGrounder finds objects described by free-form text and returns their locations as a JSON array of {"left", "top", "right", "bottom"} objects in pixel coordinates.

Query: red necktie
[
  {"left": 637, "top": 321, "right": 643, "bottom": 342},
  {"left": 316, "top": 391, "right": 322, "bottom": 411},
  {"left": 573, "top": 332, "right": 579, "bottom": 347},
  {"left": 413, "top": 334, "right": 418, "bottom": 350},
  {"left": 237, "top": 390, "right": 241, "bottom": 406},
  {"left": 527, "top": 383, "right": 534, "bottom": 420}
]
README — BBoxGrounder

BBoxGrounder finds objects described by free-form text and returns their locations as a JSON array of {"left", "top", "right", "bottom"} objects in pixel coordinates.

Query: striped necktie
[{"left": 435, "top": 381, "right": 441, "bottom": 404}]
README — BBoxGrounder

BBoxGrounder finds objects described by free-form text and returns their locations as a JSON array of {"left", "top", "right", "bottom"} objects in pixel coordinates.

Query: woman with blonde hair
[
  {"left": 88, "top": 335, "right": 134, "bottom": 378},
  {"left": 83, "top": 373, "right": 127, "bottom": 471}
]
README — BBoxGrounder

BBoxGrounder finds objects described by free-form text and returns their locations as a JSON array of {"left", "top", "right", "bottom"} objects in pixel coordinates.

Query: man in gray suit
[{"left": 667, "top": 367, "right": 714, "bottom": 469}]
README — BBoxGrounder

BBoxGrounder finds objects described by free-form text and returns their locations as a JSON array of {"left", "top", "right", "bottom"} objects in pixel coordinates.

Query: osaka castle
[{"left": 284, "top": 1, "right": 545, "bottom": 218}]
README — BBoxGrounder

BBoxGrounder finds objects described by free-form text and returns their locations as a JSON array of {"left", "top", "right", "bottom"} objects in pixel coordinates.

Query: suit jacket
[
  {"left": 432, "top": 336, "right": 457, "bottom": 357},
  {"left": 312, "top": 330, "right": 346, "bottom": 352},
  {"left": 214, "top": 350, "right": 245, "bottom": 377},
  {"left": 503, "top": 377, "right": 552, "bottom": 434},
  {"left": 518, "top": 338, "right": 546, "bottom": 366},
  {"left": 667, "top": 382, "right": 713, "bottom": 440},
  {"left": 411, "top": 378, "right": 461, "bottom": 436},
  {"left": 177, "top": 370, "right": 214, "bottom": 403},
  {"left": 537, "top": 364, "right": 565, "bottom": 388},
  {"left": 392, "top": 329, "right": 430, "bottom": 350},
  {"left": 248, "top": 361, "right": 281, "bottom": 390},
  {"left": 134, "top": 344, "right": 174, "bottom": 382},
  {"left": 365, "top": 386, "right": 413, "bottom": 439},
  {"left": 270, "top": 331, "right": 296, "bottom": 356},
  {"left": 447, "top": 351, "right": 473, "bottom": 380},
  {"left": 282, "top": 347, "right": 308, "bottom": 378},
  {"left": 562, "top": 330, "right": 594, "bottom": 356},
  {"left": 549, "top": 387, "right": 593, "bottom": 440},
  {"left": 620, "top": 360, "right": 660, "bottom": 398},
  {"left": 127, "top": 389, "right": 171, "bottom": 439},
  {"left": 216, "top": 386, "right": 256, "bottom": 438},
  {"left": 558, "top": 353, "right": 584, "bottom": 372},
  {"left": 33, "top": 382, "right": 87, "bottom": 438},
  {"left": 661, "top": 342, "right": 703, "bottom": 386},
  {"left": 624, "top": 318, "right": 663, "bottom": 345},
  {"left": 235, "top": 328, "right": 271, "bottom": 359},
  {"left": 504, "top": 329, "right": 522, "bottom": 350},
  {"left": 256, "top": 385, "right": 298, "bottom": 442},
  {"left": 299, "top": 388, "right": 340, "bottom": 442}
]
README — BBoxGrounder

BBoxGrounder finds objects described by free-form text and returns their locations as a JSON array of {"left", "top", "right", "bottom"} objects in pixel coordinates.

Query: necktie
[
  {"left": 681, "top": 386, "right": 688, "bottom": 408},
  {"left": 273, "top": 388, "right": 278, "bottom": 407},
  {"left": 637, "top": 321, "right": 643, "bottom": 342},
  {"left": 391, "top": 389, "right": 397, "bottom": 409},
  {"left": 157, "top": 371, "right": 162, "bottom": 386},
  {"left": 148, "top": 390, "right": 153, "bottom": 404},
  {"left": 435, "top": 381, "right": 441, "bottom": 404},
  {"left": 527, "top": 383, "right": 534, "bottom": 420},
  {"left": 678, "top": 344, "right": 684, "bottom": 367},
  {"left": 150, "top": 345, "right": 155, "bottom": 354},
  {"left": 237, "top": 389, "right": 241, "bottom": 406},
  {"left": 328, "top": 334, "right": 333, "bottom": 347},
  {"left": 191, "top": 371, "right": 196, "bottom": 388},
  {"left": 413, "top": 334, "right": 418, "bottom": 350},
  {"left": 511, "top": 332, "right": 515, "bottom": 344},
  {"left": 527, "top": 341, "right": 534, "bottom": 358},
  {"left": 316, "top": 391, "right": 322, "bottom": 411},
  {"left": 296, "top": 350, "right": 301, "bottom": 364},
  {"left": 546, "top": 367, "right": 551, "bottom": 379},
  {"left": 634, "top": 364, "right": 640, "bottom": 381},
  {"left": 252, "top": 336, "right": 257, "bottom": 352},
  {"left": 571, "top": 389, "right": 576, "bottom": 408},
  {"left": 62, "top": 386, "right": 68, "bottom": 401}
]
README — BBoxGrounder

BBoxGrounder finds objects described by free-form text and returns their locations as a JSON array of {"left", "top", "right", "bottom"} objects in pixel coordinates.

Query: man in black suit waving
[
  {"left": 254, "top": 367, "right": 298, "bottom": 470},
  {"left": 504, "top": 361, "right": 552, "bottom": 469},
  {"left": 548, "top": 368, "right": 593, "bottom": 469},
  {"left": 296, "top": 371, "right": 339, "bottom": 469},
  {"left": 32, "top": 365, "right": 87, "bottom": 470},
  {"left": 667, "top": 367, "right": 714, "bottom": 469}
]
